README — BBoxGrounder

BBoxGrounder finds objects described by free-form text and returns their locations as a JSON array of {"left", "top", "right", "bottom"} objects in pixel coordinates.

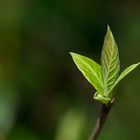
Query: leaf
[
  {"left": 101, "top": 26, "right": 120, "bottom": 97},
  {"left": 70, "top": 52, "right": 104, "bottom": 95},
  {"left": 70, "top": 26, "right": 140, "bottom": 104},
  {"left": 94, "top": 92, "right": 111, "bottom": 104},
  {"left": 113, "top": 62, "right": 140, "bottom": 87}
]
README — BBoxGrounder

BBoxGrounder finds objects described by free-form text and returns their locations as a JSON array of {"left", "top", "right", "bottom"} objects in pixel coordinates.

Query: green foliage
[
  {"left": 113, "top": 62, "right": 140, "bottom": 88},
  {"left": 101, "top": 26, "right": 120, "bottom": 97},
  {"left": 70, "top": 26, "right": 140, "bottom": 104},
  {"left": 69, "top": 53, "right": 103, "bottom": 95}
]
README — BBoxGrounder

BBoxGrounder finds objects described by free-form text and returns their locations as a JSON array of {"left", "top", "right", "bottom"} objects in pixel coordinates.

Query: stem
[{"left": 89, "top": 101, "right": 114, "bottom": 140}]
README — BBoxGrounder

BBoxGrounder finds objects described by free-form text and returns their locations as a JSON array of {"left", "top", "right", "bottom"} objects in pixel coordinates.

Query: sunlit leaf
[
  {"left": 70, "top": 52, "right": 104, "bottom": 95},
  {"left": 101, "top": 26, "right": 120, "bottom": 97},
  {"left": 70, "top": 25, "right": 140, "bottom": 104},
  {"left": 114, "top": 62, "right": 140, "bottom": 87}
]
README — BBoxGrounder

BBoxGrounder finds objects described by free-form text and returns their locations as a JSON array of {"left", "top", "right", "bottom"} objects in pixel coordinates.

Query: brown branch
[{"left": 89, "top": 100, "right": 114, "bottom": 140}]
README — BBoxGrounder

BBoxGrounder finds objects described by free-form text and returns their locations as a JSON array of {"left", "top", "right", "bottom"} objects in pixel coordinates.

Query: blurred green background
[{"left": 0, "top": 0, "right": 140, "bottom": 140}]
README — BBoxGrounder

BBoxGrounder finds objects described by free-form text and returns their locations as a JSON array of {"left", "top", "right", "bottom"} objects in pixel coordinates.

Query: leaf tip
[
  {"left": 135, "top": 62, "right": 140, "bottom": 68},
  {"left": 137, "top": 62, "right": 140, "bottom": 65},
  {"left": 107, "top": 24, "right": 110, "bottom": 31},
  {"left": 69, "top": 52, "right": 73, "bottom": 55},
  {"left": 133, "top": 62, "right": 140, "bottom": 67},
  {"left": 69, "top": 52, "right": 75, "bottom": 57},
  {"left": 106, "top": 24, "right": 113, "bottom": 35}
]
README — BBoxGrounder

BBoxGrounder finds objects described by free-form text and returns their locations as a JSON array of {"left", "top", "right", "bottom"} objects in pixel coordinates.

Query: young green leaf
[
  {"left": 70, "top": 25, "right": 140, "bottom": 105},
  {"left": 70, "top": 52, "right": 104, "bottom": 95},
  {"left": 101, "top": 26, "right": 120, "bottom": 97},
  {"left": 114, "top": 62, "right": 140, "bottom": 87}
]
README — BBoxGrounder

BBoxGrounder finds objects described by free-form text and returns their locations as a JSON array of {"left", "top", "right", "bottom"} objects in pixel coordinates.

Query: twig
[{"left": 89, "top": 100, "right": 114, "bottom": 140}]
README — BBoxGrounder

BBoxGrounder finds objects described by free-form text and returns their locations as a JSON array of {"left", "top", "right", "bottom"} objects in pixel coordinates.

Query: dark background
[{"left": 0, "top": 0, "right": 140, "bottom": 140}]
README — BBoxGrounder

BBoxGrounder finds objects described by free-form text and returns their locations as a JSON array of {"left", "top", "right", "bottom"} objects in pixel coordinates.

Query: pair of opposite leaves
[{"left": 70, "top": 26, "right": 140, "bottom": 104}]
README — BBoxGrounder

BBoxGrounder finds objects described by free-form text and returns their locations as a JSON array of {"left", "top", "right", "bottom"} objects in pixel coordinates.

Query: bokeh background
[{"left": 0, "top": 0, "right": 140, "bottom": 140}]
